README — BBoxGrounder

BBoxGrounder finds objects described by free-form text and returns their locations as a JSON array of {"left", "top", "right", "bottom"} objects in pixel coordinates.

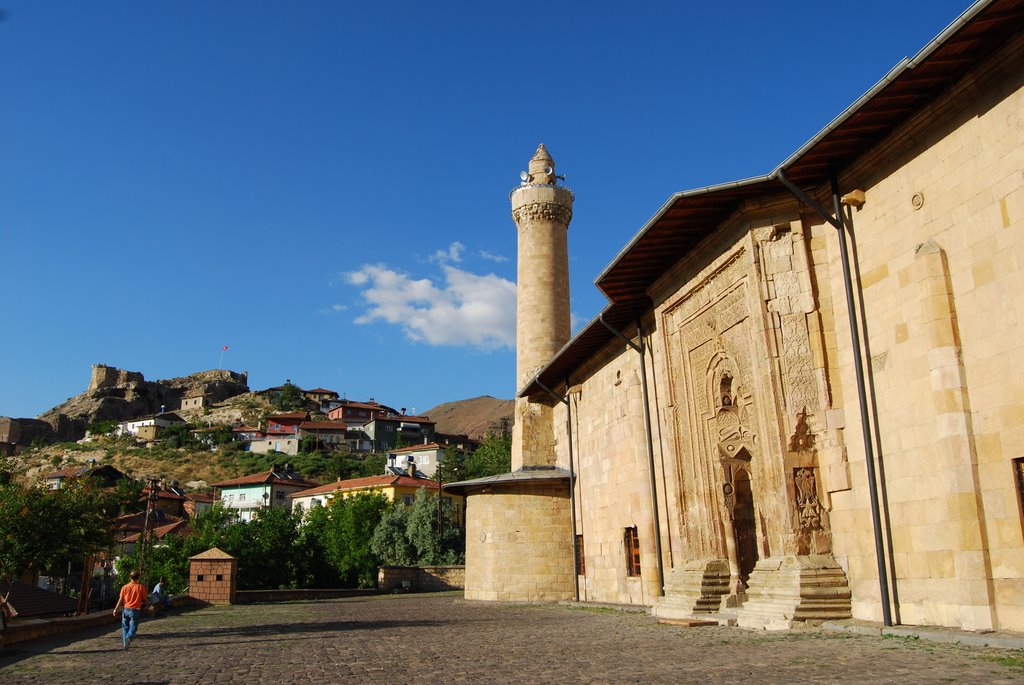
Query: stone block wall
[
  {"left": 378, "top": 566, "right": 465, "bottom": 592},
  {"left": 817, "top": 33, "right": 1024, "bottom": 631},
  {"left": 550, "top": 342, "right": 672, "bottom": 606},
  {"left": 463, "top": 481, "right": 573, "bottom": 601}
]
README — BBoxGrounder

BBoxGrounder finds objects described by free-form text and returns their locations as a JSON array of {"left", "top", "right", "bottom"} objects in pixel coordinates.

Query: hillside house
[
  {"left": 42, "top": 463, "right": 127, "bottom": 490},
  {"left": 184, "top": 491, "right": 215, "bottom": 518},
  {"left": 385, "top": 442, "right": 454, "bottom": 479},
  {"left": 289, "top": 472, "right": 463, "bottom": 524},
  {"left": 296, "top": 420, "right": 349, "bottom": 448},
  {"left": 212, "top": 466, "right": 319, "bottom": 522},
  {"left": 115, "top": 412, "right": 186, "bottom": 439},
  {"left": 362, "top": 415, "right": 436, "bottom": 452},
  {"left": 246, "top": 412, "right": 308, "bottom": 455},
  {"left": 180, "top": 389, "right": 208, "bottom": 410},
  {"left": 303, "top": 387, "right": 340, "bottom": 410},
  {"left": 326, "top": 400, "right": 398, "bottom": 425}
]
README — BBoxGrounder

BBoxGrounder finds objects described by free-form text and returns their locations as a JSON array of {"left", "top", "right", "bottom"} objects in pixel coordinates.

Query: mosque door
[{"left": 732, "top": 468, "right": 758, "bottom": 586}]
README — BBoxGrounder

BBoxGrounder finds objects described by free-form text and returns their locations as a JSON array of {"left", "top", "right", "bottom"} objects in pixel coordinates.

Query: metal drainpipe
[
  {"left": 597, "top": 315, "right": 665, "bottom": 595},
  {"left": 565, "top": 379, "right": 581, "bottom": 602},
  {"left": 776, "top": 169, "right": 893, "bottom": 627},
  {"left": 535, "top": 378, "right": 581, "bottom": 602}
]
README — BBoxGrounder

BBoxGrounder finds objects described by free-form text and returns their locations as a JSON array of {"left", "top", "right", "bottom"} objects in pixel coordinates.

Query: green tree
[
  {"left": 223, "top": 506, "right": 301, "bottom": 589},
  {"left": 272, "top": 382, "right": 306, "bottom": 412},
  {"left": 406, "top": 488, "right": 465, "bottom": 565},
  {"left": 436, "top": 446, "right": 464, "bottom": 484},
  {"left": 161, "top": 422, "right": 199, "bottom": 449},
  {"left": 369, "top": 503, "right": 414, "bottom": 565},
  {"left": 112, "top": 475, "right": 145, "bottom": 511},
  {"left": 292, "top": 504, "right": 339, "bottom": 588},
  {"left": 465, "top": 430, "right": 512, "bottom": 479},
  {"left": 87, "top": 419, "right": 118, "bottom": 436},
  {"left": 321, "top": 491, "right": 390, "bottom": 587},
  {"left": 0, "top": 478, "right": 116, "bottom": 580}
]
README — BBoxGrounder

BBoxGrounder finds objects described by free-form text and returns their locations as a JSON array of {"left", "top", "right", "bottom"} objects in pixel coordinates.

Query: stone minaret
[{"left": 510, "top": 144, "right": 573, "bottom": 470}]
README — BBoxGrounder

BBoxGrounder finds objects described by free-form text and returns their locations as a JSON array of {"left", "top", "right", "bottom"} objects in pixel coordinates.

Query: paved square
[{"left": 1, "top": 594, "right": 1022, "bottom": 683}]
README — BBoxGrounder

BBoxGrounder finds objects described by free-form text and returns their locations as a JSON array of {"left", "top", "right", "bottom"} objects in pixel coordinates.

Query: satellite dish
[
  {"left": 520, "top": 171, "right": 529, "bottom": 182},
  {"left": 544, "top": 166, "right": 553, "bottom": 175}
]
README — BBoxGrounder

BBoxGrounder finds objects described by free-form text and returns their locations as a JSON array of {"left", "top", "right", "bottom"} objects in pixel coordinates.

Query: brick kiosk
[{"left": 188, "top": 547, "right": 238, "bottom": 605}]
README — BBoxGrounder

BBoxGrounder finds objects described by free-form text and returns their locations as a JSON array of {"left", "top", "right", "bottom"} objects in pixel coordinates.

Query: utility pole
[{"left": 137, "top": 478, "right": 160, "bottom": 580}]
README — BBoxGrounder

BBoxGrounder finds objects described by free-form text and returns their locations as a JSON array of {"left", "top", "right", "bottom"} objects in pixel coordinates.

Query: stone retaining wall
[
  {"left": 234, "top": 588, "right": 380, "bottom": 603},
  {"left": 378, "top": 566, "right": 465, "bottom": 592},
  {"left": 0, "top": 611, "right": 115, "bottom": 649}
]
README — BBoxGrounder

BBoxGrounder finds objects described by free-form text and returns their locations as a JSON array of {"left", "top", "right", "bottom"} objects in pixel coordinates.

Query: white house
[
  {"left": 115, "top": 412, "right": 186, "bottom": 438},
  {"left": 211, "top": 466, "right": 319, "bottom": 522}
]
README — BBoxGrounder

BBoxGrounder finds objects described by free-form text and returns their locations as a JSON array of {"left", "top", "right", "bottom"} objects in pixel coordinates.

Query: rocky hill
[
  {"left": 24, "top": 364, "right": 250, "bottom": 442},
  {"left": 422, "top": 396, "right": 513, "bottom": 441}
]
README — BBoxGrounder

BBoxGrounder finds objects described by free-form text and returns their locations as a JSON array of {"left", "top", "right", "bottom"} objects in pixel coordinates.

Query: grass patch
[{"left": 982, "top": 653, "right": 1024, "bottom": 672}]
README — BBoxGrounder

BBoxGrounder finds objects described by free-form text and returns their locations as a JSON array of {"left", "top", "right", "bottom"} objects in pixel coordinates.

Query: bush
[{"left": 88, "top": 420, "right": 118, "bottom": 436}]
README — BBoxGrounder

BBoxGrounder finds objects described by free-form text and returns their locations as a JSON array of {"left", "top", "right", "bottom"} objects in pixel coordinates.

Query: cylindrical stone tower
[
  {"left": 451, "top": 144, "right": 576, "bottom": 602},
  {"left": 509, "top": 144, "right": 573, "bottom": 470}
]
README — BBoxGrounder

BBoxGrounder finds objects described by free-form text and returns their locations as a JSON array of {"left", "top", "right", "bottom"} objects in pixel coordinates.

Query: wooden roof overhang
[{"left": 520, "top": 0, "right": 1024, "bottom": 398}]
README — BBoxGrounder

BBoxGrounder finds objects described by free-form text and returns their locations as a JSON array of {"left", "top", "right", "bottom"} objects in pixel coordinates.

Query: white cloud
[
  {"left": 318, "top": 303, "right": 349, "bottom": 315},
  {"left": 429, "top": 241, "right": 464, "bottom": 264},
  {"left": 477, "top": 249, "right": 509, "bottom": 263},
  {"left": 346, "top": 263, "right": 516, "bottom": 350}
]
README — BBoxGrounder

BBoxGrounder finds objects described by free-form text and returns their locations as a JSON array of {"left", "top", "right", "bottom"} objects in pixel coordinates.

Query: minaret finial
[{"left": 528, "top": 143, "right": 556, "bottom": 185}]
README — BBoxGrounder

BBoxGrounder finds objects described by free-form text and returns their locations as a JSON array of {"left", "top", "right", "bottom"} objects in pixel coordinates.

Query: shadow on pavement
[
  {"left": 0, "top": 606, "right": 207, "bottom": 669},
  {"left": 154, "top": 617, "right": 440, "bottom": 641}
]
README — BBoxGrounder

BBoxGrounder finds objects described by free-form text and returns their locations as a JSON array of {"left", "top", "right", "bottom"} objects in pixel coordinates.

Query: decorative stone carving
[
  {"left": 794, "top": 468, "right": 823, "bottom": 532},
  {"left": 512, "top": 202, "right": 572, "bottom": 226},
  {"left": 669, "top": 249, "right": 748, "bottom": 324},
  {"left": 780, "top": 313, "right": 819, "bottom": 414},
  {"left": 788, "top": 408, "right": 816, "bottom": 453}
]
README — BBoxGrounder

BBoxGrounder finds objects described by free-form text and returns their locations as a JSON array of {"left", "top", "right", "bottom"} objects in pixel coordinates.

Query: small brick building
[{"left": 188, "top": 547, "right": 238, "bottom": 605}]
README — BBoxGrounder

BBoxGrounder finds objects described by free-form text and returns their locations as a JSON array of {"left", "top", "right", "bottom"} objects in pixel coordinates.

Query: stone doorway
[{"left": 731, "top": 468, "right": 758, "bottom": 586}]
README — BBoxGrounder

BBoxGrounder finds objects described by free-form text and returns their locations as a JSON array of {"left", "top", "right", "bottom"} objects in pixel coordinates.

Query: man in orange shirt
[{"left": 112, "top": 570, "right": 149, "bottom": 650}]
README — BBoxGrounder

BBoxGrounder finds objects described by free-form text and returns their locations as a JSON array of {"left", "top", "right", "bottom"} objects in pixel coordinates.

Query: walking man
[{"left": 113, "top": 570, "right": 148, "bottom": 649}]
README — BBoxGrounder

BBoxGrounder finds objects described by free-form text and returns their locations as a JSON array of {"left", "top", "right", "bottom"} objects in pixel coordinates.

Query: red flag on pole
[{"left": 222, "top": 345, "right": 229, "bottom": 351}]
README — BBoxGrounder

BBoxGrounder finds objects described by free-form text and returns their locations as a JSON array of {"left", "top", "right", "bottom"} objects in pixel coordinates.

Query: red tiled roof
[
  {"left": 42, "top": 465, "right": 89, "bottom": 479},
  {"left": 298, "top": 421, "right": 348, "bottom": 431},
  {"left": 232, "top": 425, "right": 261, "bottom": 432},
  {"left": 141, "top": 487, "right": 187, "bottom": 501},
  {"left": 113, "top": 511, "right": 184, "bottom": 533},
  {"left": 338, "top": 399, "right": 395, "bottom": 409},
  {"left": 120, "top": 520, "right": 192, "bottom": 543},
  {"left": 211, "top": 469, "right": 320, "bottom": 488},
  {"left": 267, "top": 412, "right": 308, "bottom": 421},
  {"left": 289, "top": 474, "right": 439, "bottom": 498},
  {"left": 305, "top": 387, "right": 337, "bottom": 395},
  {"left": 186, "top": 492, "right": 216, "bottom": 503},
  {"left": 389, "top": 442, "right": 445, "bottom": 453},
  {"left": 372, "top": 415, "right": 434, "bottom": 424}
]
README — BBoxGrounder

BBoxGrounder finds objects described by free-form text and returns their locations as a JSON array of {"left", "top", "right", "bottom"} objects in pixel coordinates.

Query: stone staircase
[
  {"left": 735, "top": 555, "right": 852, "bottom": 630},
  {"left": 651, "top": 558, "right": 731, "bottom": 621}
]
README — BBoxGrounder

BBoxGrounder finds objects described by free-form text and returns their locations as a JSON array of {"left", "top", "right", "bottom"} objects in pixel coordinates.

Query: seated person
[{"left": 149, "top": 577, "right": 171, "bottom": 611}]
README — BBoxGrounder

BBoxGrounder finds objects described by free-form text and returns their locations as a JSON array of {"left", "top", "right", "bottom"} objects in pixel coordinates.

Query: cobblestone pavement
[{"left": 2, "top": 594, "right": 1023, "bottom": 684}]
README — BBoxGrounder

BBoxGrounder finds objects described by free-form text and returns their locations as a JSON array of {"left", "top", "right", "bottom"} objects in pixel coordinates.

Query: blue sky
[{"left": 1, "top": 0, "right": 971, "bottom": 419}]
